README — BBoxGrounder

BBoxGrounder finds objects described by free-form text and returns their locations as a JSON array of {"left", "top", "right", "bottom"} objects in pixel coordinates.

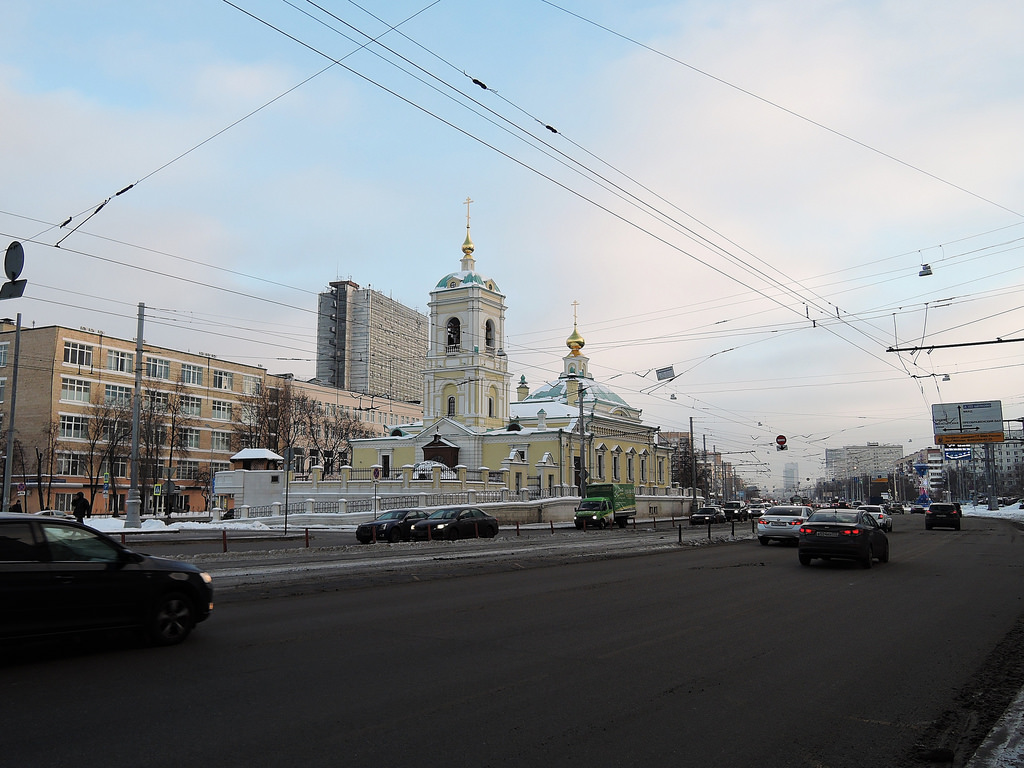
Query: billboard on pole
[{"left": 931, "top": 401, "right": 1004, "bottom": 445}]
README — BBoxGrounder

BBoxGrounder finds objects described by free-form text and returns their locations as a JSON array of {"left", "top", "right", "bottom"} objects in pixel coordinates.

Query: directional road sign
[{"left": 932, "top": 401, "right": 1004, "bottom": 445}]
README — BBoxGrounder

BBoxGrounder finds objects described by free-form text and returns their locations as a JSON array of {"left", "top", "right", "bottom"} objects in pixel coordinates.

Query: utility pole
[
  {"left": 2, "top": 313, "right": 22, "bottom": 511},
  {"left": 577, "top": 380, "right": 587, "bottom": 499},
  {"left": 124, "top": 303, "right": 144, "bottom": 528}
]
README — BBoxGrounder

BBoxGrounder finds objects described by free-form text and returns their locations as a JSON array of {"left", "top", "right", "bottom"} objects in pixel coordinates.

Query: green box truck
[{"left": 574, "top": 483, "right": 637, "bottom": 529}]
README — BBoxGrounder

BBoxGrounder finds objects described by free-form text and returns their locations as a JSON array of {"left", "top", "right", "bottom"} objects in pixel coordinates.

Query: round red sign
[{"left": 775, "top": 435, "right": 787, "bottom": 446}]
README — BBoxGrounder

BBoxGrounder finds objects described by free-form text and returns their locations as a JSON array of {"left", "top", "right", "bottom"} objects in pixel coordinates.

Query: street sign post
[{"left": 932, "top": 401, "right": 1004, "bottom": 445}]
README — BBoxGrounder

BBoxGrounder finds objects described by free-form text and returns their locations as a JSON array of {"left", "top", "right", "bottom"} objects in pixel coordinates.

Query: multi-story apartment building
[
  {"left": 315, "top": 280, "right": 428, "bottom": 403},
  {"left": 825, "top": 443, "right": 905, "bottom": 480},
  {"left": 0, "top": 323, "right": 422, "bottom": 515}
]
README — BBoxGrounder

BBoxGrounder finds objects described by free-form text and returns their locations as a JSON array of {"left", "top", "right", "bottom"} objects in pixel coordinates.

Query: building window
[
  {"left": 243, "top": 374, "right": 261, "bottom": 395},
  {"left": 446, "top": 318, "right": 461, "bottom": 351},
  {"left": 488, "top": 397, "right": 494, "bottom": 418},
  {"left": 0, "top": 378, "right": 6, "bottom": 404},
  {"left": 212, "top": 370, "right": 234, "bottom": 391},
  {"left": 63, "top": 341, "right": 93, "bottom": 367},
  {"left": 211, "top": 431, "right": 232, "bottom": 452},
  {"left": 101, "top": 456, "right": 129, "bottom": 478},
  {"left": 107, "top": 350, "right": 134, "bottom": 373},
  {"left": 176, "top": 395, "right": 199, "bottom": 416},
  {"left": 627, "top": 453, "right": 634, "bottom": 482},
  {"left": 176, "top": 460, "right": 199, "bottom": 480},
  {"left": 57, "top": 452, "right": 85, "bottom": 476},
  {"left": 105, "top": 384, "right": 133, "bottom": 404},
  {"left": 145, "top": 391, "right": 169, "bottom": 412},
  {"left": 211, "top": 400, "right": 232, "bottom": 421},
  {"left": 485, "top": 320, "right": 495, "bottom": 350},
  {"left": 59, "top": 414, "right": 88, "bottom": 439},
  {"left": 181, "top": 363, "right": 203, "bottom": 386},
  {"left": 211, "top": 461, "right": 230, "bottom": 474},
  {"left": 596, "top": 452, "right": 605, "bottom": 480},
  {"left": 658, "top": 458, "right": 665, "bottom": 485},
  {"left": 0, "top": 342, "right": 8, "bottom": 367},
  {"left": 146, "top": 357, "right": 171, "bottom": 379},
  {"left": 640, "top": 455, "right": 648, "bottom": 482},
  {"left": 61, "top": 377, "right": 91, "bottom": 403},
  {"left": 447, "top": 396, "right": 456, "bottom": 417},
  {"left": 181, "top": 427, "right": 202, "bottom": 449},
  {"left": 612, "top": 453, "right": 620, "bottom": 481}
]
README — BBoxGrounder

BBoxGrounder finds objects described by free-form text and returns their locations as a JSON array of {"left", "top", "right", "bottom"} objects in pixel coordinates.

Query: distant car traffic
[
  {"left": 0, "top": 513, "right": 213, "bottom": 645},
  {"left": 910, "top": 505, "right": 927, "bottom": 514},
  {"left": 925, "top": 502, "right": 962, "bottom": 530},
  {"left": 798, "top": 508, "right": 889, "bottom": 568},
  {"left": 410, "top": 507, "right": 499, "bottom": 541},
  {"left": 690, "top": 506, "right": 726, "bottom": 525},
  {"left": 356, "top": 509, "right": 430, "bottom": 543},
  {"left": 756, "top": 505, "right": 813, "bottom": 545},
  {"left": 858, "top": 504, "right": 893, "bottom": 532}
]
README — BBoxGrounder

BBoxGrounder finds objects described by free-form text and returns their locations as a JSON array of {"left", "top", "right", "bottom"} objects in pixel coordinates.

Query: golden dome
[{"left": 566, "top": 324, "right": 585, "bottom": 356}]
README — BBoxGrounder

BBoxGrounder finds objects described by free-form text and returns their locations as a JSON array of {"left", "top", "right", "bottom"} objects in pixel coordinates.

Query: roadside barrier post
[
  {"left": 222, "top": 529, "right": 228, "bottom": 553},
  {"left": 550, "top": 521, "right": 554, "bottom": 535},
  {"left": 305, "top": 528, "right": 310, "bottom": 548},
  {"left": 516, "top": 521, "right": 520, "bottom": 536}
]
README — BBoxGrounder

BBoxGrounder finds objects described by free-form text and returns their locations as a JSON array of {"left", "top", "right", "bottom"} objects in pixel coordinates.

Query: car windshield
[
  {"left": 428, "top": 509, "right": 459, "bottom": 520},
  {"left": 808, "top": 510, "right": 860, "bottom": 524},
  {"left": 377, "top": 510, "right": 407, "bottom": 521}
]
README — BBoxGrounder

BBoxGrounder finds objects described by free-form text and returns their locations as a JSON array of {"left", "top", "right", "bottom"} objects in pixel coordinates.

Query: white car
[
  {"left": 756, "top": 505, "right": 813, "bottom": 545},
  {"left": 858, "top": 505, "right": 893, "bottom": 532}
]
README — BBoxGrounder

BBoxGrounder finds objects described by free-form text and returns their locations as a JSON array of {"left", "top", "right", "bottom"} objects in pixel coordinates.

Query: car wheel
[
  {"left": 487, "top": 524, "right": 498, "bottom": 538},
  {"left": 954, "top": 522, "right": 961, "bottom": 531},
  {"left": 387, "top": 527, "right": 402, "bottom": 543},
  {"left": 925, "top": 522, "right": 933, "bottom": 530},
  {"left": 758, "top": 537, "right": 769, "bottom": 546},
  {"left": 149, "top": 591, "right": 195, "bottom": 646},
  {"left": 862, "top": 547, "right": 873, "bottom": 569},
  {"left": 880, "top": 539, "right": 890, "bottom": 563},
  {"left": 798, "top": 553, "right": 811, "bottom": 566},
  {"left": 446, "top": 527, "right": 460, "bottom": 541}
]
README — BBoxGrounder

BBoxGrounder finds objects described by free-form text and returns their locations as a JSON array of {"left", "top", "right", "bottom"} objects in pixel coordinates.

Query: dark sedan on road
[
  {"left": 356, "top": 509, "right": 430, "bottom": 543},
  {"left": 798, "top": 508, "right": 889, "bottom": 568},
  {"left": 410, "top": 507, "right": 499, "bottom": 541},
  {"left": 690, "top": 506, "right": 726, "bottom": 525},
  {"left": 925, "top": 502, "right": 962, "bottom": 530},
  {"left": 0, "top": 513, "right": 213, "bottom": 645}
]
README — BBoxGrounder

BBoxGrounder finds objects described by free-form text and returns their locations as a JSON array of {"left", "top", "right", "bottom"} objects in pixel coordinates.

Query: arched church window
[
  {"left": 488, "top": 397, "right": 494, "bottom": 417},
  {"left": 485, "top": 319, "right": 495, "bottom": 350},
  {"left": 447, "top": 396, "right": 456, "bottom": 417},
  {"left": 446, "top": 318, "right": 461, "bottom": 351}
]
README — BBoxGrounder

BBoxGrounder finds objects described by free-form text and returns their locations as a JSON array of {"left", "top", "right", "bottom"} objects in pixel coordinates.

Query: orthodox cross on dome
[
  {"left": 566, "top": 300, "right": 585, "bottom": 356},
  {"left": 461, "top": 196, "right": 476, "bottom": 269}
]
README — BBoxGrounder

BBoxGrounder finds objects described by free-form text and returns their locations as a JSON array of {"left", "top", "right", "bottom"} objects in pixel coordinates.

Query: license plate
[
  {"left": 771, "top": 521, "right": 786, "bottom": 526},
  {"left": 815, "top": 531, "right": 838, "bottom": 537}
]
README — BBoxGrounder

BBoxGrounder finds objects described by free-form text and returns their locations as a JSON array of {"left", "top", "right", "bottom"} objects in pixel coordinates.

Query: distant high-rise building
[
  {"left": 316, "top": 281, "right": 428, "bottom": 403},
  {"left": 783, "top": 462, "right": 799, "bottom": 492}
]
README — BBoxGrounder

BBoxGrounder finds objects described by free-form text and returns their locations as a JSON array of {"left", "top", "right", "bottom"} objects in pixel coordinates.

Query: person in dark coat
[
  {"left": 71, "top": 492, "right": 91, "bottom": 524},
  {"left": 8, "top": 499, "right": 23, "bottom": 514}
]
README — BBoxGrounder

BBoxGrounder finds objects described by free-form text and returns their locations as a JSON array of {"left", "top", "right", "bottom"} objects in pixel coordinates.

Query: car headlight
[
  {"left": 436, "top": 523, "right": 447, "bottom": 529},
  {"left": 200, "top": 572, "right": 213, "bottom": 584}
]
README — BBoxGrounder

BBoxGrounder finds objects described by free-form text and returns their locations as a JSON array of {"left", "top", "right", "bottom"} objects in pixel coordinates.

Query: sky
[{"left": 2, "top": 0, "right": 1023, "bottom": 490}]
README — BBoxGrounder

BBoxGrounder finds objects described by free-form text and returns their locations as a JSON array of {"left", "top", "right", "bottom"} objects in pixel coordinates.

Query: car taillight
[
  {"left": 789, "top": 520, "right": 801, "bottom": 525},
  {"left": 840, "top": 528, "right": 861, "bottom": 536},
  {"left": 799, "top": 526, "right": 812, "bottom": 533}
]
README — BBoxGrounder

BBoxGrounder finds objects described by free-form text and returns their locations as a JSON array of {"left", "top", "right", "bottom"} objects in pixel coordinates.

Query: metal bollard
[
  {"left": 474, "top": 521, "right": 480, "bottom": 538},
  {"left": 222, "top": 529, "right": 228, "bottom": 553},
  {"left": 516, "top": 521, "right": 521, "bottom": 537},
  {"left": 305, "top": 527, "right": 310, "bottom": 548},
  {"left": 678, "top": 525, "right": 682, "bottom": 544},
  {"left": 550, "top": 520, "right": 555, "bottom": 534}
]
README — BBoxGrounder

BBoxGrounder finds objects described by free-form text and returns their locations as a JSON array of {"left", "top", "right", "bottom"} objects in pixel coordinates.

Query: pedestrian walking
[
  {"left": 8, "top": 499, "right": 23, "bottom": 514},
  {"left": 71, "top": 491, "right": 91, "bottom": 524}
]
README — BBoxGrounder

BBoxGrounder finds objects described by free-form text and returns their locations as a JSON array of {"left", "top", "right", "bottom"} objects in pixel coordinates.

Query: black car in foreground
[
  {"left": 356, "top": 509, "right": 430, "bottom": 543},
  {"left": 925, "top": 502, "right": 962, "bottom": 530},
  {"left": 797, "top": 508, "right": 889, "bottom": 568},
  {"left": 410, "top": 507, "right": 499, "bottom": 541},
  {"left": 0, "top": 513, "right": 213, "bottom": 645}
]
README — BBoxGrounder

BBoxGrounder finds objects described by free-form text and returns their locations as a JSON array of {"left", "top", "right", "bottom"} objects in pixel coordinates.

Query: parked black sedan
[
  {"left": 410, "top": 507, "right": 499, "bottom": 541},
  {"left": 797, "top": 508, "right": 889, "bottom": 568},
  {"left": 356, "top": 509, "right": 430, "bottom": 543},
  {"left": 0, "top": 513, "right": 213, "bottom": 645}
]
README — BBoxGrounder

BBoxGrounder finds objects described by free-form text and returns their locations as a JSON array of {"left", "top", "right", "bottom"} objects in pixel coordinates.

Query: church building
[{"left": 349, "top": 216, "right": 674, "bottom": 497}]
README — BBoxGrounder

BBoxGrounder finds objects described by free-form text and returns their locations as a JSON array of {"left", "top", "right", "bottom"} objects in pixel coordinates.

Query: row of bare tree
[{"left": 6, "top": 380, "right": 380, "bottom": 514}]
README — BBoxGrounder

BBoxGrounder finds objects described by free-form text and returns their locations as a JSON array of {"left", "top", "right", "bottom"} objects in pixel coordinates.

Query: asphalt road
[{"left": 3, "top": 517, "right": 1023, "bottom": 768}]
